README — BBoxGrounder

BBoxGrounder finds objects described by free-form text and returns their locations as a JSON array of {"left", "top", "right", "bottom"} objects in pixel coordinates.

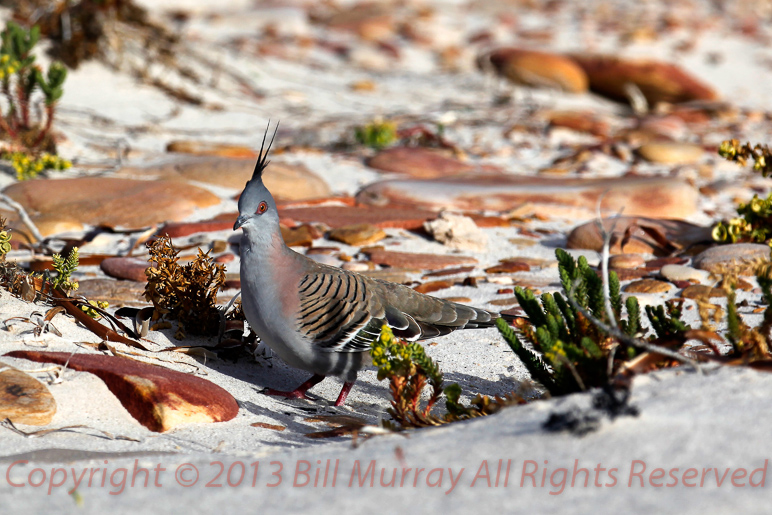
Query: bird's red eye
[{"left": 257, "top": 201, "right": 268, "bottom": 214}]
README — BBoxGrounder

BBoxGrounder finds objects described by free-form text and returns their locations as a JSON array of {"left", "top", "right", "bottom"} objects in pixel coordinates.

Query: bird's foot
[
  {"left": 262, "top": 374, "right": 326, "bottom": 401},
  {"left": 263, "top": 388, "right": 311, "bottom": 400}
]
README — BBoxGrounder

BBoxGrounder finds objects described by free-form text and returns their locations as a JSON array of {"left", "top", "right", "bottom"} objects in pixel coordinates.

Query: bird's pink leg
[
  {"left": 264, "top": 374, "right": 325, "bottom": 400},
  {"left": 334, "top": 381, "right": 356, "bottom": 406}
]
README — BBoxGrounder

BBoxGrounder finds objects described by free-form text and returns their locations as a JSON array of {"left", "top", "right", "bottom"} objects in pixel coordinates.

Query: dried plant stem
[
  {"left": 0, "top": 192, "right": 43, "bottom": 243},
  {"left": 594, "top": 196, "right": 623, "bottom": 330}
]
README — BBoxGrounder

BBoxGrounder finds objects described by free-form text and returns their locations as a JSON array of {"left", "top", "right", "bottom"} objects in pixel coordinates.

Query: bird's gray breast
[{"left": 239, "top": 237, "right": 368, "bottom": 380}]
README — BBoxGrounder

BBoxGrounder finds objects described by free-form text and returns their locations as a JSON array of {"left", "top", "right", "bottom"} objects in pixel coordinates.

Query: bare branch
[{"left": 0, "top": 192, "right": 43, "bottom": 243}]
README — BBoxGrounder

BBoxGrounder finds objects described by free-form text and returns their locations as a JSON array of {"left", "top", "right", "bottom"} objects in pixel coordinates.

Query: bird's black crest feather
[{"left": 252, "top": 120, "right": 279, "bottom": 180}]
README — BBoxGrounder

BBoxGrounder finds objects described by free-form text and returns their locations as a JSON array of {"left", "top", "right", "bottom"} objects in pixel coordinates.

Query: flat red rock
[
  {"left": 279, "top": 205, "right": 437, "bottom": 230},
  {"left": 413, "top": 280, "right": 455, "bottom": 294},
  {"left": 485, "top": 261, "right": 531, "bottom": 273},
  {"left": 0, "top": 362, "right": 56, "bottom": 426},
  {"left": 355, "top": 175, "right": 698, "bottom": 219},
  {"left": 3, "top": 178, "right": 220, "bottom": 233},
  {"left": 481, "top": 48, "right": 589, "bottom": 93},
  {"left": 366, "top": 147, "right": 501, "bottom": 178},
  {"left": 117, "top": 156, "right": 331, "bottom": 200},
  {"left": 100, "top": 257, "right": 150, "bottom": 282},
  {"left": 363, "top": 248, "right": 477, "bottom": 270},
  {"left": 569, "top": 54, "right": 718, "bottom": 105},
  {"left": 5, "top": 351, "right": 238, "bottom": 432},
  {"left": 567, "top": 216, "right": 711, "bottom": 255}
]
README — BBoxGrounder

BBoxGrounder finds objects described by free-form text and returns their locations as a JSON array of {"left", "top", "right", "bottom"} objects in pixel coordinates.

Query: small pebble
[
  {"left": 660, "top": 264, "right": 711, "bottom": 284},
  {"left": 487, "top": 276, "right": 514, "bottom": 285},
  {"left": 609, "top": 253, "right": 645, "bottom": 269},
  {"left": 342, "top": 262, "right": 371, "bottom": 272},
  {"left": 636, "top": 142, "right": 704, "bottom": 164},
  {"left": 624, "top": 279, "right": 673, "bottom": 294}
]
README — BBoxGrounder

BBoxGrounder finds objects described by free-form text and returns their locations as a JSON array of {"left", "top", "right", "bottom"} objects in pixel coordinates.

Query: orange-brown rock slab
[
  {"left": 363, "top": 248, "right": 477, "bottom": 270},
  {"left": 3, "top": 178, "right": 220, "bottom": 233},
  {"left": 482, "top": 48, "right": 589, "bottom": 93},
  {"left": 567, "top": 216, "right": 712, "bottom": 256},
  {"left": 5, "top": 351, "right": 238, "bottom": 433},
  {"left": 366, "top": 147, "right": 501, "bottom": 178},
  {"left": 0, "top": 362, "right": 56, "bottom": 425},
  {"left": 356, "top": 175, "right": 698, "bottom": 219},
  {"left": 568, "top": 54, "right": 718, "bottom": 105}
]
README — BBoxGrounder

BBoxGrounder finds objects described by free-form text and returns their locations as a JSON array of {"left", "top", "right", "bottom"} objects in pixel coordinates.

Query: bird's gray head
[{"left": 234, "top": 122, "right": 280, "bottom": 234}]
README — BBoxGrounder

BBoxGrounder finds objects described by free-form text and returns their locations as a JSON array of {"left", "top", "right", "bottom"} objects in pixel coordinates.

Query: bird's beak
[{"left": 234, "top": 214, "right": 251, "bottom": 230}]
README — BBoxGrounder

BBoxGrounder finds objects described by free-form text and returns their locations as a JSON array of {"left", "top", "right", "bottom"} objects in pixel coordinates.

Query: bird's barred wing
[
  {"left": 296, "top": 271, "right": 382, "bottom": 353},
  {"left": 296, "top": 268, "right": 498, "bottom": 353}
]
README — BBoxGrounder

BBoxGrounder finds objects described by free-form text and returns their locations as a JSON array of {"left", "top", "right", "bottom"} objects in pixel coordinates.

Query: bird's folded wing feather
[{"left": 296, "top": 266, "right": 497, "bottom": 353}]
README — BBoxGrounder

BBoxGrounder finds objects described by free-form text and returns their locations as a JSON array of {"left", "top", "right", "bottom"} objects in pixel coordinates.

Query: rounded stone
[
  {"left": 481, "top": 48, "right": 589, "bottom": 93},
  {"left": 624, "top": 279, "right": 674, "bottom": 294},
  {"left": 3, "top": 177, "right": 220, "bottom": 231},
  {"left": 692, "top": 244, "right": 771, "bottom": 275},
  {"left": 636, "top": 142, "right": 704, "bottom": 164},
  {"left": 100, "top": 257, "right": 150, "bottom": 282},
  {"left": 609, "top": 253, "right": 645, "bottom": 269},
  {"left": 660, "top": 264, "right": 710, "bottom": 284}
]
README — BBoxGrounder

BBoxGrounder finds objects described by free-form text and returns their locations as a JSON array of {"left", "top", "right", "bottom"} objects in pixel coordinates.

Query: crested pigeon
[{"left": 234, "top": 124, "right": 507, "bottom": 406}]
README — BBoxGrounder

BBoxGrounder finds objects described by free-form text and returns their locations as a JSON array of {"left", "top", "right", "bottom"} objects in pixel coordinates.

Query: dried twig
[
  {"left": 1, "top": 418, "right": 140, "bottom": 441},
  {"left": 0, "top": 192, "right": 43, "bottom": 243}
]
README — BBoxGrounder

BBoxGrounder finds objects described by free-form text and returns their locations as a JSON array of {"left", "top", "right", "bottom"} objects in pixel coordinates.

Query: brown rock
[
  {"left": 681, "top": 284, "right": 727, "bottom": 299},
  {"left": 413, "top": 280, "right": 454, "bottom": 294},
  {"left": 646, "top": 257, "right": 689, "bottom": 268},
  {"left": 488, "top": 297, "right": 519, "bottom": 306},
  {"left": 422, "top": 266, "right": 476, "bottom": 278},
  {"left": 326, "top": 3, "right": 394, "bottom": 41},
  {"left": 3, "top": 178, "right": 220, "bottom": 233},
  {"left": 306, "top": 247, "right": 340, "bottom": 255},
  {"left": 356, "top": 175, "right": 698, "bottom": 219},
  {"left": 624, "top": 279, "right": 673, "bottom": 294},
  {"left": 0, "top": 362, "right": 56, "bottom": 425},
  {"left": 637, "top": 115, "right": 688, "bottom": 141},
  {"left": 366, "top": 147, "right": 501, "bottom": 178},
  {"left": 214, "top": 253, "right": 235, "bottom": 263},
  {"left": 100, "top": 257, "right": 149, "bottom": 283},
  {"left": 280, "top": 205, "right": 436, "bottom": 230},
  {"left": 547, "top": 111, "right": 609, "bottom": 137},
  {"left": 569, "top": 54, "right": 718, "bottom": 105},
  {"left": 636, "top": 142, "right": 704, "bottom": 164},
  {"left": 160, "top": 216, "right": 234, "bottom": 238},
  {"left": 567, "top": 216, "right": 712, "bottom": 256},
  {"left": 5, "top": 351, "right": 238, "bottom": 432},
  {"left": 481, "top": 48, "right": 588, "bottom": 93},
  {"left": 443, "top": 297, "right": 472, "bottom": 304},
  {"left": 609, "top": 254, "right": 646, "bottom": 269},
  {"left": 501, "top": 257, "right": 556, "bottom": 268},
  {"left": 359, "top": 269, "right": 413, "bottom": 283},
  {"left": 692, "top": 244, "right": 771, "bottom": 275},
  {"left": 281, "top": 224, "right": 315, "bottom": 247},
  {"left": 118, "top": 156, "right": 331, "bottom": 200},
  {"left": 610, "top": 268, "right": 651, "bottom": 281},
  {"left": 363, "top": 248, "right": 477, "bottom": 271},
  {"left": 166, "top": 141, "right": 258, "bottom": 159},
  {"left": 328, "top": 223, "right": 387, "bottom": 246},
  {"left": 485, "top": 261, "right": 531, "bottom": 273},
  {"left": 77, "top": 279, "right": 148, "bottom": 307}
]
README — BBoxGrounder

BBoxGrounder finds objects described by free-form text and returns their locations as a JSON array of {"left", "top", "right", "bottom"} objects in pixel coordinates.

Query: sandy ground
[{"left": 2, "top": 0, "right": 772, "bottom": 512}]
